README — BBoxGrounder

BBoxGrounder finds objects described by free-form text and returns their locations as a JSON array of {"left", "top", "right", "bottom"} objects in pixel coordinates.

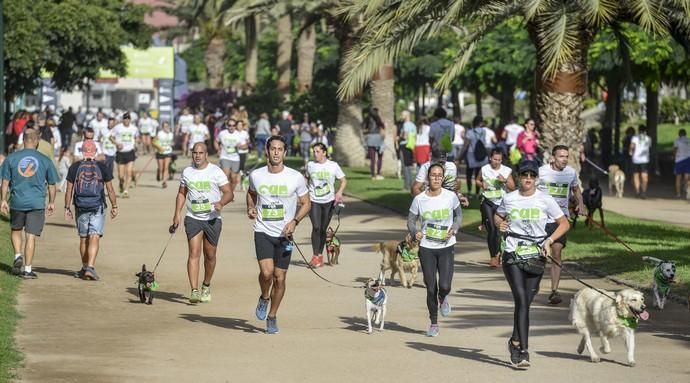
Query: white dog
[
  {"left": 569, "top": 288, "right": 649, "bottom": 366},
  {"left": 643, "top": 256, "right": 677, "bottom": 310},
  {"left": 364, "top": 272, "right": 388, "bottom": 334},
  {"left": 607, "top": 164, "right": 626, "bottom": 198}
]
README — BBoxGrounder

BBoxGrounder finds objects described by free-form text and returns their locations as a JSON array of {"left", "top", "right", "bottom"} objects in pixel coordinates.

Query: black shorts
[
  {"left": 156, "top": 153, "right": 173, "bottom": 160},
  {"left": 545, "top": 222, "right": 567, "bottom": 248},
  {"left": 633, "top": 163, "right": 649, "bottom": 173},
  {"left": 184, "top": 216, "right": 222, "bottom": 247},
  {"left": 254, "top": 232, "right": 292, "bottom": 270},
  {"left": 116, "top": 150, "right": 136, "bottom": 164},
  {"left": 11, "top": 209, "right": 46, "bottom": 236}
]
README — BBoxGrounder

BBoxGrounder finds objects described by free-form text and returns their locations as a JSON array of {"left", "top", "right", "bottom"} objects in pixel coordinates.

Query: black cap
[
  {"left": 123, "top": 112, "right": 131, "bottom": 120},
  {"left": 518, "top": 160, "right": 540, "bottom": 174}
]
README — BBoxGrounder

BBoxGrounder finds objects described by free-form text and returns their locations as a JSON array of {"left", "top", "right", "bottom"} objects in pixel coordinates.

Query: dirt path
[{"left": 14, "top": 158, "right": 690, "bottom": 382}]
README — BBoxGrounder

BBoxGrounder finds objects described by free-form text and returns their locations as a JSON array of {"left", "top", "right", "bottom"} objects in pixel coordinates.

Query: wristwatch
[{"left": 292, "top": 218, "right": 300, "bottom": 225}]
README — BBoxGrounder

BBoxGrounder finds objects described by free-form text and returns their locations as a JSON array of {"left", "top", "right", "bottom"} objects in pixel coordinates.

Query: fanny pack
[{"left": 502, "top": 252, "right": 546, "bottom": 275}]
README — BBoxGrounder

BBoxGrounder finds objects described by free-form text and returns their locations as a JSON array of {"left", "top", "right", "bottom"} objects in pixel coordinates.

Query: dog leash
[
  {"left": 152, "top": 225, "right": 177, "bottom": 273},
  {"left": 579, "top": 213, "right": 639, "bottom": 256},
  {"left": 288, "top": 235, "right": 363, "bottom": 289},
  {"left": 134, "top": 153, "right": 156, "bottom": 183},
  {"left": 546, "top": 254, "right": 616, "bottom": 301},
  {"left": 584, "top": 158, "right": 609, "bottom": 175}
]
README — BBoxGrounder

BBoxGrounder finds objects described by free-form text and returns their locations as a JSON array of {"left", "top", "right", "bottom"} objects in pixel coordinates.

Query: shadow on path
[
  {"left": 406, "top": 342, "right": 517, "bottom": 369},
  {"left": 536, "top": 351, "right": 629, "bottom": 367},
  {"left": 33, "top": 266, "right": 77, "bottom": 277},
  {"left": 125, "top": 287, "right": 189, "bottom": 305},
  {"left": 339, "top": 316, "right": 422, "bottom": 335},
  {"left": 179, "top": 313, "right": 263, "bottom": 333}
]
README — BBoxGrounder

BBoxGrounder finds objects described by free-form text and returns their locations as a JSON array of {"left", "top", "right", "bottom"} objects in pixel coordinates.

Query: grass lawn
[{"left": 0, "top": 219, "right": 22, "bottom": 383}]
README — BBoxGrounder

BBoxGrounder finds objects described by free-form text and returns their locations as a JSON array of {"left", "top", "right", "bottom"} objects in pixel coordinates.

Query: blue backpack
[{"left": 73, "top": 160, "right": 104, "bottom": 210}]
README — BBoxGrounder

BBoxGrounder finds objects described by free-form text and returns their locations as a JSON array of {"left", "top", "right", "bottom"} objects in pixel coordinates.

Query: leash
[
  {"left": 546, "top": 254, "right": 616, "bottom": 301},
  {"left": 135, "top": 154, "right": 156, "bottom": 183},
  {"left": 584, "top": 158, "right": 609, "bottom": 175},
  {"left": 152, "top": 224, "right": 177, "bottom": 273},
  {"left": 579, "top": 213, "right": 639, "bottom": 256},
  {"left": 288, "top": 235, "right": 363, "bottom": 289}
]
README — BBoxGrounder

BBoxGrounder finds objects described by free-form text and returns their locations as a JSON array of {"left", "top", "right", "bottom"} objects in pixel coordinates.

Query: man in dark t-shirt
[{"left": 275, "top": 111, "right": 293, "bottom": 155}]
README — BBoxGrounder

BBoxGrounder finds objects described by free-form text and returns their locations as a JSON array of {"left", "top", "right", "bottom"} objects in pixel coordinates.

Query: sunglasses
[{"left": 519, "top": 171, "right": 538, "bottom": 179}]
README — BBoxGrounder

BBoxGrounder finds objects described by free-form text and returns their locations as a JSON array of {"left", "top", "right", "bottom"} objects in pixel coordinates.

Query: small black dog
[
  {"left": 583, "top": 178, "right": 604, "bottom": 228},
  {"left": 136, "top": 264, "right": 156, "bottom": 305}
]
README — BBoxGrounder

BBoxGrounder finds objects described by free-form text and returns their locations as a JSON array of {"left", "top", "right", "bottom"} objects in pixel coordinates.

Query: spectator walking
[
  {"left": 276, "top": 111, "right": 293, "bottom": 155},
  {"left": 464, "top": 116, "right": 490, "bottom": 196},
  {"left": 629, "top": 125, "right": 651, "bottom": 199},
  {"left": 429, "top": 108, "right": 455, "bottom": 159},
  {"left": 299, "top": 114, "right": 313, "bottom": 168},
  {"left": 516, "top": 118, "right": 540, "bottom": 163},
  {"left": 399, "top": 111, "right": 417, "bottom": 190},
  {"left": 451, "top": 118, "right": 465, "bottom": 168},
  {"left": 59, "top": 107, "right": 77, "bottom": 150},
  {"left": 364, "top": 107, "right": 386, "bottom": 180},
  {"left": 673, "top": 129, "right": 690, "bottom": 199},
  {"left": 415, "top": 118, "right": 431, "bottom": 167},
  {"left": 255, "top": 112, "right": 271, "bottom": 161}
]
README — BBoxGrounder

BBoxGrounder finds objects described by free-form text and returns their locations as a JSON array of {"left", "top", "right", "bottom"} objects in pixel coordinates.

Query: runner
[
  {"left": 188, "top": 114, "right": 210, "bottom": 155},
  {"left": 495, "top": 159, "right": 569, "bottom": 368},
  {"left": 138, "top": 111, "right": 159, "bottom": 155},
  {"left": 247, "top": 136, "right": 310, "bottom": 334},
  {"left": 305, "top": 142, "right": 347, "bottom": 267},
  {"left": 87, "top": 111, "right": 108, "bottom": 142},
  {"left": 407, "top": 163, "right": 462, "bottom": 337},
  {"left": 110, "top": 113, "right": 139, "bottom": 198},
  {"left": 411, "top": 149, "right": 469, "bottom": 207},
  {"left": 153, "top": 121, "right": 175, "bottom": 188},
  {"left": 177, "top": 107, "right": 194, "bottom": 157},
  {"left": 214, "top": 118, "right": 247, "bottom": 191},
  {"left": 537, "top": 145, "right": 583, "bottom": 305},
  {"left": 99, "top": 117, "right": 117, "bottom": 176},
  {"left": 63, "top": 140, "right": 118, "bottom": 280},
  {"left": 172, "top": 143, "right": 234, "bottom": 304},
  {"left": 477, "top": 148, "right": 515, "bottom": 268},
  {"left": 0, "top": 128, "right": 59, "bottom": 279}
]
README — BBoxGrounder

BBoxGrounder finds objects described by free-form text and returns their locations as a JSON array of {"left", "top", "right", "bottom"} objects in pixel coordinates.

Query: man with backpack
[
  {"left": 64, "top": 140, "right": 118, "bottom": 280},
  {"left": 429, "top": 107, "right": 455, "bottom": 160}
]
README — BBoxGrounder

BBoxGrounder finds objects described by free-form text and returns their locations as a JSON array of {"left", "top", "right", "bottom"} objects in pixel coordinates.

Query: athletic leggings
[
  {"left": 480, "top": 199, "right": 500, "bottom": 257},
  {"left": 368, "top": 146, "right": 383, "bottom": 176},
  {"left": 309, "top": 201, "right": 335, "bottom": 255},
  {"left": 419, "top": 246, "right": 455, "bottom": 324},
  {"left": 466, "top": 167, "right": 481, "bottom": 194},
  {"left": 503, "top": 257, "right": 543, "bottom": 350}
]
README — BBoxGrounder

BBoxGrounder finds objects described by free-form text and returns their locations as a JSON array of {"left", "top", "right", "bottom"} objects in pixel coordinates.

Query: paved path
[
  {"left": 14, "top": 157, "right": 690, "bottom": 382},
  {"left": 602, "top": 195, "right": 690, "bottom": 228}
]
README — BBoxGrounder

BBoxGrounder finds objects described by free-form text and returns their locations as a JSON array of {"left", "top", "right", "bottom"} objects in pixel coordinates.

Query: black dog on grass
[
  {"left": 136, "top": 264, "right": 156, "bottom": 305},
  {"left": 583, "top": 178, "right": 604, "bottom": 228}
]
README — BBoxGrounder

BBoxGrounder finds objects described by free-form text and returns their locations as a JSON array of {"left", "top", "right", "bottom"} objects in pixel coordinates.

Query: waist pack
[{"left": 502, "top": 252, "right": 546, "bottom": 276}]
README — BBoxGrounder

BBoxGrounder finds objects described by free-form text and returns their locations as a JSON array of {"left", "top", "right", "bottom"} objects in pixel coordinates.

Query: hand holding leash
[
  {"left": 247, "top": 207, "right": 257, "bottom": 219},
  {"left": 169, "top": 223, "right": 178, "bottom": 234},
  {"left": 415, "top": 231, "right": 423, "bottom": 242},
  {"left": 498, "top": 220, "right": 510, "bottom": 233}
]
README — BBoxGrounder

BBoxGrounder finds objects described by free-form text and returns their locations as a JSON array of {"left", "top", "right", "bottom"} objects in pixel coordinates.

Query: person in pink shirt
[{"left": 516, "top": 118, "right": 540, "bottom": 162}]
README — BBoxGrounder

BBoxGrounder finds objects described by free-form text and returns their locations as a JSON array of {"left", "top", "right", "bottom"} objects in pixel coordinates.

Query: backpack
[
  {"left": 73, "top": 160, "right": 105, "bottom": 210},
  {"left": 473, "top": 128, "right": 487, "bottom": 162}
]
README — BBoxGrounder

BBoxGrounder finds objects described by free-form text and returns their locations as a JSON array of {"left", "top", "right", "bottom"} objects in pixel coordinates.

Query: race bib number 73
[{"left": 262, "top": 204, "right": 285, "bottom": 221}]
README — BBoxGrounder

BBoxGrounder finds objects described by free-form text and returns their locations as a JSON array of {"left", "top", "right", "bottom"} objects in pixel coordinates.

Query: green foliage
[
  {"left": 0, "top": 221, "right": 22, "bottom": 382},
  {"left": 660, "top": 96, "right": 690, "bottom": 123},
  {"left": 180, "top": 37, "right": 209, "bottom": 84}
]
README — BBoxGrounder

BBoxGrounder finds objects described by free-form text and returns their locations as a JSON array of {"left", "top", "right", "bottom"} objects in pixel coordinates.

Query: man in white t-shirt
[
  {"left": 138, "top": 112, "right": 159, "bottom": 155},
  {"left": 412, "top": 150, "right": 469, "bottom": 205},
  {"left": 629, "top": 125, "right": 651, "bottom": 199},
  {"left": 177, "top": 108, "right": 194, "bottom": 156},
  {"left": 172, "top": 142, "right": 234, "bottom": 304},
  {"left": 214, "top": 118, "right": 248, "bottom": 190},
  {"left": 673, "top": 128, "right": 690, "bottom": 199},
  {"left": 73, "top": 127, "right": 104, "bottom": 161},
  {"left": 100, "top": 117, "right": 118, "bottom": 176},
  {"left": 88, "top": 112, "right": 108, "bottom": 142},
  {"left": 538, "top": 145, "right": 583, "bottom": 305},
  {"left": 247, "top": 136, "right": 311, "bottom": 334},
  {"left": 110, "top": 112, "right": 139, "bottom": 198},
  {"left": 503, "top": 119, "right": 524, "bottom": 149},
  {"left": 188, "top": 114, "right": 210, "bottom": 151}
]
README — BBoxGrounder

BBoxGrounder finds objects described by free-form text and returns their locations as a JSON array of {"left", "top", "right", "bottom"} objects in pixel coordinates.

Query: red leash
[{"left": 580, "top": 213, "right": 639, "bottom": 256}]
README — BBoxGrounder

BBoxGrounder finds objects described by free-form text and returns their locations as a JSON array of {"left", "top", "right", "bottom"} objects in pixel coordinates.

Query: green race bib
[
  {"left": 262, "top": 204, "right": 285, "bottom": 221},
  {"left": 121, "top": 132, "right": 134, "bottom": 144},
  {"left": 191, "top": 198, "right": 212, "bottom": 213},
  {"left": 546, "top": 182, "right": 569, "bottom": 198},
  {"left": 425, "top": 223, "right": 448, "bottom": 243}
]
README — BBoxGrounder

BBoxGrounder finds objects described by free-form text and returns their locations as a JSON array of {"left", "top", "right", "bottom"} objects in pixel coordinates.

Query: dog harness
[
  {"left": 618, "top": 315, "right": 639, "bottom": 330},
  {"left": 654, "top": 267, "right": 671, "bottom": 296},
  {"left": 327, "top": 236, "right": 341, "bottom": 247},
  {"left": 365, "top": 288, "right": 387, "bottom": 306},
  {"left": 397, "top": 242, "right": 418, "bottom": 263}
]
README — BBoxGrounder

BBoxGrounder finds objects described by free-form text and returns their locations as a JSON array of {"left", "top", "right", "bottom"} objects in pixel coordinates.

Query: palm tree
[
  {"left": 244, "top": 15, "right": 259, "bottom": 93},
  {"left": 338, "top": 0, "right": 690, "bottom": 172}
]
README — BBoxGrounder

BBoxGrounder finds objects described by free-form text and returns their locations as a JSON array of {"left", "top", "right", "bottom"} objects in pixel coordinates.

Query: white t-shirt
[
  {"left": 415, "top": 124, "right": 430, "bottom": 146},
  {"left": 216, "top": 129, "right": 245, "bottom": 161},
  {"left": 409, "top": 188, "right": 460, "bottom": 249},
  {"left": 249, "top": 166, "right": 308, "bottom": 238},
  {"left": 111, "top": 124, "right": 139, "bottom": 153},
  {"left": 73, "top": 140, "right": 104, "bottom": 160},
  {"left": 480, "top": 164, "right": 513, "bottom": 204},
  {"left": 237, "top": 130, "right": 250, "bottom": 154},
  {"left": 88, "top": 118, "right": 108, "bottom": 141},
  {"left": 156, "top": 130, "right": 174, "bottom": 155},
  {"left": 538, "top": 164, "right": 579, "bottom": 217},
  {"left": 484, "top": 128, "right": 496, "bottom": 149},
  {"left": 415, "top": 161, "right": 458, "bottom": 191},
  {"left": 673, "top": 136, "right": 690, "bottom": 162},
  {"left": 497, "top": 190, "right": 564, "bottom": 254},
  {"left": 452, "top": 124, "right": 465, "bottom": 146},
  {"left": 138, "top": 117, "right": 159, "bottom": 135},
  {"left": 307, "top": 160, "right": 345, "bottom": 203},
  {"left": 178, "top": 114, "right": 194, "bottom": 134},
  {"left": 188, "top": 123, "right": 209, "bottom": 148},
  {"left": 180, "top": 163, "right": 229, "bottom": 221},
  {"left": 51, "top": 126, "right": 61, "bottom": 152},
  {"left": 631, "top": 134, "right": 651, "bottom": 164},
  {"left": 504, "top": 123, "right": 524, "bottom": 147},
  {"left": 100, "top": 128, "right": 117, "bottom": 156}
]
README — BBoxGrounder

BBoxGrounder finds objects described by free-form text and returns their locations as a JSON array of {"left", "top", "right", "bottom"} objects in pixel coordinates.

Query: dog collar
[
  {"left": 654, "top": 268, "right": 671, "bottom": 295},
  {"left": 618, "top": 315, "right": 639, "bottom": 329}
]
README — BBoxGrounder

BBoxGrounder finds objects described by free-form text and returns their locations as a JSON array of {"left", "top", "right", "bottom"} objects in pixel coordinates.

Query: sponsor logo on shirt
[
  {"left": 258, "top": 184, "right": 289, "bottom": 197},
  {"left": 17, "top": 157, "right": 39, "bottom": 177},
  {"left": 311, "top": 170, "right": 330, "bottom": 180},
  {"left": 508, "top": 207, "right": 541, "bottom": 221},
  {"left": 421, "top": 208, "right": 451, "bottom": 221},
  {"left": 188, "top": 180, "right": 212, "bottom": 191}
]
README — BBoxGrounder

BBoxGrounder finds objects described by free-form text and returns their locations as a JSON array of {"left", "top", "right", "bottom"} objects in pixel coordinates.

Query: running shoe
[
  {"left": 122, "top": 190, "right": 129, "bottom": 199},
  {"left": 426, "top": 324, "right": 439, "bottom": 337},
  {"left": 548, "top": 290, "right": 562, "bottom": 305},
  {"left": 517, "top": 350, "right": 531, "bottom": 368},
  {"left": 375, "top": 175, "right": 385, "bottom": 180},
  {"left": 74, "top": 267, "right": 86, "bottom": 279},
  {"left": 508, "top": 339, "right": 521, "bottom": 366},
  {"left": 255, "top": 296, "right": 269, "bottom": 320},
  {"left": 266, "top": 317, "right": 279, "bottom": 334},
  {"left": 190, "top": 288, "right": 201, "bottom": 304},
  {"left": 21, "top": 271, "right": 38, "bottom": 279},
  {"left": 11, "top": 255, "right": 23, "bottom": 275},
  {"left": 489, "top": 257, "right": 500, "bottom": 268},
  {"left": 201, "top": 285, "right": 211, "bottom": 303},
  {"left": 84, "top": 267, "right": 100, "bottom": 281},
  {"left": 309, "top": 255, "right": 320, "bottom": 268},
  {"left": 316, "top": 255, "right": 324, "bottom": 268},
  {"left": 439, "top": 296, "right": 452, "bottom": 317}
]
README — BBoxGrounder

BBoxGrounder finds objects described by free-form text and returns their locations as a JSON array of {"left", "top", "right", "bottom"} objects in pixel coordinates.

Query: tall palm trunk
[
  {"left": 370, "top": 63, "right": 397, "bottom": 175},
  {"left": 297, "top": 23, "right": 316, "bottom": 94},
  {"left": 244, "top": 15, "right": 258, "bottom": 94},
  {"left": 646, "top": 84, "right": 660, "bottom": 174},
  {"left": 277, "top": 13, "right": 293, "bottom": 99},
  {"left": 205, "top": 35, "right": 227, "bottom": 89}
]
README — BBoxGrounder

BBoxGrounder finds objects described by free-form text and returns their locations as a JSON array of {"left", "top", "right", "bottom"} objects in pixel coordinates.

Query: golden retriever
[{"left": 607, "top": 164, "right": 625, "bottom": 198}]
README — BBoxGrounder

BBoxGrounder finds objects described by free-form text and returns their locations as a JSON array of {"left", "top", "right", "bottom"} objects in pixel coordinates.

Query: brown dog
[
  {"left": 608, "top": 164, "right": 625, "bottom": 198},
  {"left": 372, "top": 235, "right": 419, "bottom": 288},
  {"left": 325, "top": 226, "right": 341, "bottom": 265}
]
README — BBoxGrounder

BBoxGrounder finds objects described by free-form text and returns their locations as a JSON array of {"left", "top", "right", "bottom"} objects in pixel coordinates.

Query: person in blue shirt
[
  {"left": 0, "top": 128, "right": 59, "bottom": 279},
  {"left": 429, "top": 107, "right": 455, "bottom": 160}
]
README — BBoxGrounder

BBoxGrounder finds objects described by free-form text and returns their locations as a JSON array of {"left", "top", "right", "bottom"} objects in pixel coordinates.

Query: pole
[{"left": 0, "top": 0, "right": 5, "bottom": 154}]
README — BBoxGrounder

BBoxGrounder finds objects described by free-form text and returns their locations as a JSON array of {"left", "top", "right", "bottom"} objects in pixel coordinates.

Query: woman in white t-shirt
[
  {"left": 414, "top": 118, "right": 431, "bottom": 166},
  {"left": 305, "top": 143, "right": 347, "bottom": 267},
  {"left": 629, "top": 125, "right": 651, "bottom": 198},
  {"left": 407, "top": 163, "right": 462, "bottom": 337},
  {"left": 494, "top": 160, "right": 569, "bottom": 368},
  {"left": 477, "top": 148, "right": 515, "bottom": 267},
  {"left": 673, "top": 128, "right": 690, "bottom": 198},
  {"left": 153, "top": 121, "right": 174, "bottom": 188}
]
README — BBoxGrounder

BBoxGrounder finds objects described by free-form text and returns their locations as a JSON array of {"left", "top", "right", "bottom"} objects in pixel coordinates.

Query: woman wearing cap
[
  {"left": 407, "top": 163, "right": 462, "bottom": 338},
  {"left": 494, "top": 160, "right": 569, "bottom": 368}
]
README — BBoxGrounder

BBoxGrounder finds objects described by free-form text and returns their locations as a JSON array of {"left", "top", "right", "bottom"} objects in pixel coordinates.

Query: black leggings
[
  {"left": 480, "top": 199, "right": 500, "bottom": 257},
  {"left": 419, "top": 246, "right": 454, "bottom": 324},
  {"left": 503, "top": 257, "right": 543, "bottom": 350},
  {"left": 466, "top": 167, "right": 481, "bottom": 194},
  {"left": 309, "top": 201, "right": 335, "bottom": 255}
]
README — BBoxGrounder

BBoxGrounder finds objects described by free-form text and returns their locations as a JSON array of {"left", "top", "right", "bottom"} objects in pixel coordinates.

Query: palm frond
[
  {"left": 627, "top": 0, "right": 669, "bottom": 33},
  {"left": 523, "top": 0, "right": 551, "bottom": 21},
  {"left": 222, "top": 0, "right": 278, "bottom": 26},
  {"left": 535, "top": 3, "right": 581, "bottom": 77},
  {"left": 576, "top": 0, "right": 617, "bottom": 26}
]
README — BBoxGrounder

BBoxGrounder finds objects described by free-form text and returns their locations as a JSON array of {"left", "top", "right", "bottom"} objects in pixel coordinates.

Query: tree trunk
[
  {"left": 601, "top": 72, "right": 620, "bottom": 167},
  {"left": 370, "top": 63, "right": 397, "bottom": 175},
  {"left": 297, "top": 23, "right": 316, "bottom": 94},
  {"left": 614, "top": 89, "right": 622, "bottom": 156},
  {"left": 244, "top": 15, "right": 259, "bottom": 94},
  {"left": 421, "top": 85, "right": 426, "bottom": 116},
  {"left": 450, "top": 86, "right": 461, "bottom": 120},
  {"left": 277, "top": 13, "right": 292, "bottom": 99},
  {"left": 646, "top": 85, "right": 660, "bottom": 174},
  {"left": 499, "top": 80, "right": 515, "bottom": 126},
  {"left": 474, "top": 87, "right": 483, "bottom": 120},
  {"left": 205, "top": 35, "right": 227, "bottom": 89},
  {"left": 413, "top": 86, "right": 421, "bottom": 122}
]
